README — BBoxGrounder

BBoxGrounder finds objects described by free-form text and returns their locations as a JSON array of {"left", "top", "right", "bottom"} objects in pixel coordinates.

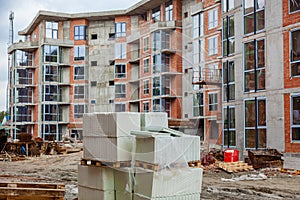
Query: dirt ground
[{"left": 0, "top": 152, "right": 300, "bottom": 200}]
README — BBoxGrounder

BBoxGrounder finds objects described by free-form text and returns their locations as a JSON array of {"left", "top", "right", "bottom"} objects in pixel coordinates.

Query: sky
[{"left": 0, "top": 0, "right": 140, "bottom": 111}]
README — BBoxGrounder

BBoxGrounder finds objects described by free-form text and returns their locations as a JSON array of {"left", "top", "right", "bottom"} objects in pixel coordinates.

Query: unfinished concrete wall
[{"left": 88, "top": 20, "right": 115, "bottom": 112}]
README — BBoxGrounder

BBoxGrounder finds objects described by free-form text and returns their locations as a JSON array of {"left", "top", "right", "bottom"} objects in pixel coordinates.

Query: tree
[{"left": 0, "top": 111, "right": 7, "bottom": 124}]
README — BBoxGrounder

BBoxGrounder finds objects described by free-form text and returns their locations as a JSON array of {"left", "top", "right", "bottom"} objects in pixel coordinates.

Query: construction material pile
[{"left": 79, "top": 112, "right": 203, "bottom": 200}]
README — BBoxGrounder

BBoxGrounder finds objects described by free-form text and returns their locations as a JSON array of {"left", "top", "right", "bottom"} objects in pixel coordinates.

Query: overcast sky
[{"left": 0, "top": 0, "right": 140, "bottom": 111}]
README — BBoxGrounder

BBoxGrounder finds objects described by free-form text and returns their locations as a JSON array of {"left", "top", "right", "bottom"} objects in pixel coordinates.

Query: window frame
[
  {"left": 74, "top": 85, "right": 85, "bottom": 99},
  {"left": 143, "top": 79, "right": 150, "bottom": 95},
  {"left": 74, "top": 65, "right": 85, "bottom": 80},
  {"left": 244, "top": 97, "right": 267, "bottom": 149},
  {"left": 74, "top": 46, "right": 85, "bottom": 61},
  {"left": 192, "top": 12, "right": 204, "bottom": 38},
  {"left": 44, "top": 65, "right": 58, "bottom": 82},
  {"left": 208, "top": 8, "right": 219, "bottom": 29},
  {"left": 208, "top": 92, "right": 218, "bottom": 111},
  {"left": 74, "top": 25, "right": 87, "bottom": 40},
  {"left": 193, "top": 92, "right": 204, "bottom": 117},
  {"left": 115, "top": 43, "right": 127, "bottom": 59},
  {"left": 291, "top": 93, "right": 300, "bottom": 142},
  {"left": 244, "top": 38, "right": 265, "bottom": 92},
  {"left": 45, "top": 21, "right": 58, "bottom": 39},
  {"left": 165, "top": 1, "right": 173, "bottom": 21},
  {"left": 243, "top": 0, "right": 265, "bottom": 35},
  {"left": 115, "top": 83, "right": 126, "bottom": 98},
  {"left": 153, "top": 76, "right": 161, "bottom": 96},
  {"left": 143, "top": 57, "right": 150, "bottom": 73},
  {"left": 143, "top": 101, "right": 150, "bottom": 113},
  {"left": 143, "top": 36, "right": 150, "bottom": 52},
  {"left": 223, "top": 106, "right": 236, "bottom": 147},
  {"left": 74, "top": 104, "right": 85, "bottom": 118},
  {"left": 290, "top": 29, "right": 300, "bottom": 77},
  {"left": 208, "top": 36, "right": 218, "bottom": 56},
  {"left": 289, "top": 0, "right": 300, "bottom": 14},
  {"left": 114, "top": 64, "right": 127, "bottom": 78},
  {"left": 115, "top": 103, "right": 126, "bottom": 112},
  {"left": 223, "top": 0, "right": 235, "bottom": 12},
  {"left": 115, "top": 22, "right": 127, "bottom": 38},
  {"left": 223, "top": 60, "right": 235, "bottom": 101},
  {"left": 44, "top": 45, "right": 58, "bottom": 63},
  {"left": 222, "top": 15, "right": 235, "bottom": 57},
  {"left": 152, "top": 7, "right": 161, "bottom": 22}
]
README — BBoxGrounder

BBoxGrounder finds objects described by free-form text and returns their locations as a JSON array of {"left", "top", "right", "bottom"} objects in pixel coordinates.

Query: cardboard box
[
  {"left": 133, "top": 193, "right": 201, "bottom": 200},
  {"left": 134, "top": 168, "right": 203, "bottom": 198},
  {"left": 83, "top": 112, "right": 141, "bottom": 137},
  {"left": 83, "top": 136, "right": 134, "bottom": 161},
  {"left": 78, "top": 186, "right": 115, "bottom": 200},
  {"left": 78, "top": 165, "right": 114, "bottom": 190},
  {"left": 132, "top": 131, "right": 200, "bottom": 166}
]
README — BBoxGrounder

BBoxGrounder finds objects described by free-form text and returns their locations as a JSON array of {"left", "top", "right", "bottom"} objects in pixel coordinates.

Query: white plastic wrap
[
  {"left": 78, "top": 186, "right": 115, "bottom": 200},
  {"left": 83, "top": 136, "right": 135, "bottom": 162},
  {"left": 134, "top": 167, "right": 203, "bottom": 198},
  {"left": 83, "top": 112, "right": 141, "bottom": 137},
  {"left": 114, "top": 167, "right": 135, "bottom": 200},
  {"left": 140, "top": 112, "right": 168, "bottom": 131},
  {"left": 78, "top": 165, "right": 114, "bottom": 190},
  {"left": 132, "top": 131, "right": 200, "bottom": 169}
]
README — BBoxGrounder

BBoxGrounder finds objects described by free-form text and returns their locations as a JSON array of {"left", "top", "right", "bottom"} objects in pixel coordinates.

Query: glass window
[
  {"left": 74, "top": 85, "right": 85, "bottom": 99},
  {"left": 74, "top": 46, "right": 85, "bottom": 61},
  {"left": 115, "top": 64, "right": 126, "bottom": 78},
  {"left": 292, "top": 95, "right": 300, "bottom": 141},
  {"left": 208, "top": 36, "right": 218, "bottom": 55},
  {"left": 209, "top": 93, "right": 218, "bottom": 111},
  {"left": 193, "top": 40, "right": 201, "bottom": 64},
  {"left": 152, "top": 7, "right": 161, "bottom": 22},
  {"left": 193, "top": 92, "right": 204, "bottom": 116},
  {"left": 115, "top": 22, "right": 126, "bottom": 37},
  {"left": 165, "top": 1, "right": 173, "bottom": 21},
  {"left": 222, "top": 16, "right": 235, "bottom": 56},
  {"left": 44, "top": 85, "right": 58, "bottom": 101},
  {"left": 14, "top": 50, "right": 33, "bottom": 67},
  {"left": 192, "top": 12, "right": 204, "bottom": 38},
  {"left": 223, "top": 0, "right": 235, "bottom": 12},
  {"left": 244, "top": 39, "right": 265, "bottom": 92},
  {"left": 74, "top": 104, "right": 85, "bottom": 118},
  {"left": 193, "top": 66, "right": 202, "bottom": 90},
  {"left": 244, "top": 0, "right": 265, "bottom": 35},
  {"left": 223, "top": 106, "right": 236, "bottom": 147},
  {"left": 46, "top": 21, "right": 58, "bottom": 39},
  {"left": 43, "top": 104, "right": 58, "bottom": 121},
  {"left": 290, "top": 0, "right": 300, "bottom": 13},
  {"left": 143, "top": 80, "right": 150, "bottom": 94},
  {"left": 291, "top": 30, "right": 300, "bottom": 77},
  {"left": 44, "top": 65, "right": 58, "bottom": 82},
  {"left": 143, "top": 37, "right": 150, "bottom": 52},
  {"left": 245, "top": 98, "right": 267, "bottom": 148},
  {"left": 208, "top": 8, "right": 218, "bottom": 29},
  {"left": 152, "top": 30, "right": 171, "bottom": 52},
  {"left": 115, "top": 84, "right": 126, "bottom": 98},
  {"left": 153, "top": 77, "right": 160, "bottom": 96},
  {"left": 207, "top": 63, "right": 220, "bottom": 82},
  {"left": 223, "top": 61, "right": 235, "bottom": 101},
  {"left": 153, "top": 99, "right": 161, "bottom": 112},
  {"left": 143, "top": 102, "right": 150, "bottom": 112},
  {"left": 74, "top": 66, "right": 85, "bottom": 80},
  {"left": 144, "top": 58, "right": 150, "bottom": 73},
  {"left": 115, "top": 43, "right": 127, "bottom": 59},
  {"left": 115, "top": 103, "right": 126, "bottom": 112},
  {"left": 44, "top": 45, "right": 58, "bottom": 63},
  {"left": 74, "top": 26, "right": 86, "bottom": 40}
]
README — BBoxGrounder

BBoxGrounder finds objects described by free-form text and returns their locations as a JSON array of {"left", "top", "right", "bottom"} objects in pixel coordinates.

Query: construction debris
[
  {"left": 221, "top": 173, "right": 267, "bottom": 182},
  {"left": 248, "top": 149, "right": 283, "bottom": 169},
  {"left": 218, "top": 161, "right": 254, "bottom": 173}
]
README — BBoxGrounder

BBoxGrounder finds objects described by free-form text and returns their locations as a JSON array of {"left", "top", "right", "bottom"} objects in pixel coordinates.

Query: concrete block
[
  {"left": 133, "top": 132, "right": 200, "bottom": 166},
  {"left": 83, "top": 136, "right": 134, "bottom": 161},
  {"left": 78, "top": 186, "right": 115, "bottom": 200},
  {"left": 133, "top": 193, "right": 201, "bottom": 200},
  {"left": 83, "top": 112, "right": 141, "bottom": 137},
  {"left": 141, "top": 113, "right": 168, "bottom": 131},
  {"left": 134, "top": 168, "right": 203, "bottom": 198},
  {"left": 78, "top": 165, "right": 114, "bottom": 190}
]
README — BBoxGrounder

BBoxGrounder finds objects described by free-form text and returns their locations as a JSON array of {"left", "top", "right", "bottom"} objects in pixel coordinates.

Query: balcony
[
  {"left": 8, "top": 41, "right": 39, "bottom": 54},
  {"left": 129, "top": 49, "right": 140, "bottom": 64},
  {"left": 130, "top": 85, "right": 140, "bottom": 102},
  {"left": 192, "top": 68, "right": 222, "bottom": 86},
  {"left": 130, "top": 64, "right": 140, "bottom": 82},
  {"left": 127, "top": 32, "right": 141, "bottom": 44},
  {"left": 42, "top": 38, "right": 74, "bottom": 47},
  {"left": 150, "top": 20, "right": 182, "bottom": 32}
]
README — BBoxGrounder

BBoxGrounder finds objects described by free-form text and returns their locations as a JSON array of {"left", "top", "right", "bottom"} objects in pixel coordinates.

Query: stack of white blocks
[{"left": 79, "top": 112, "right": 202, "bottom": 200}]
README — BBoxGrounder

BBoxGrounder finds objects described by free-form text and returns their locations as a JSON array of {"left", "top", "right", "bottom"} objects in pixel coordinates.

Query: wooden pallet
[
  {"left": 0, "top": 182, "right": 65, "bottom": 200},
  {"left": 280, "top": 168, "right": 300, "bottom": 175},
  {"left": 135, "top": 161, "right": 159, "bottom": 171},
  {"left": 218, "top": 161, "right": 254, "bottom": 173},
  {"left": 81, "top": 159, "right": 132, "bottom": 168}
]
